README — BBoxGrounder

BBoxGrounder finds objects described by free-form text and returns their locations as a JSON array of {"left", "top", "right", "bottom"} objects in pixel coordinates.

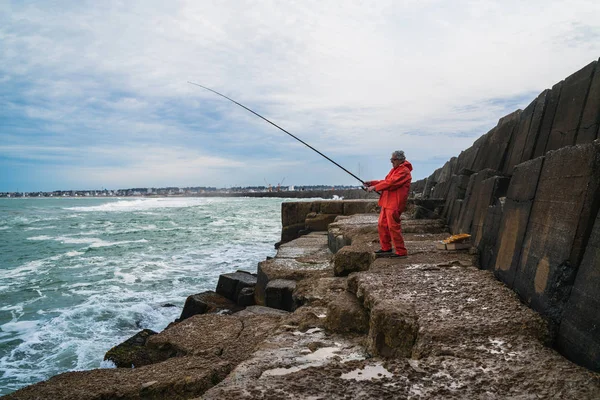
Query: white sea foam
[{"left": 63, "top": 198, "right": 209, "bottom": 212}]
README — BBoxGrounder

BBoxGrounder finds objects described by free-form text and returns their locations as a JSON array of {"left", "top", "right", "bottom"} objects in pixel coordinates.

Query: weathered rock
[
  {"left": 455, "top": 169, "right": 500, "bottom": 234},
  {"left": 281, "top": 201, "right": 314, "bottom": 227},
  {"left": 216, "top": 271, "right": 257, "bottom": 302},
  {"left": 280, "top": 222, "right": 306, "bottom": 243},
  {"left": 513, "top": 142, "right": 600, "bottom": 323},
  {"left": 318, "top": 200, "right": 344, "bottom": 214},
  {"left": 304, "top": 213, "right": 338, "bottom": 231},
  {"left": 576, "top": 57, "right": 600, "bottom": 145},
  {"left": 558, "top": 206, "right": 600, "bottom": 371},
  {"left": 179, "top": 291, "right": 241, "bottom": 321},
  {"left": 472, "top": 110, "right": 521, "bottom": 172},
  {"left": 255, "top": 232, "right": 332, "bottom": 305},
  {"left": 368, "top": 300, "right": 418, "bottom": 358},
  {"left": 148, "top": 313, "right": 284, "bottom": 365},
  {"left": 333, "top": 245, "right": 375, "bottom": 276},
  {"left": 293, "top": 276, "right": 347, "bottom": 308},
  {"left": 533, "top": 81, "right": 563, "bottom": 158},
  {"left": 341, "top": 199, "right": 379, "bottom": 215},
  {"left": 237, "top": 286, "right": 255, "bottom": 306},
  {"left": 503, "top": 97, "right": 538, "bottom": 174},
  {"left": 477, "top": 199, "right": 504, "bottom": 270},
  {"left": 265, "top": 279, "right": 297, "bottom": 311},
  {"left": 5, "top": 356, "right": 231, "bottom": 400},
  {"left": 325, "top": 292, "right": 369, "bottom": 334},
  {"left": 470, "top": 176, "right": 510, "bottom": 248},
  {"left": 442, "top": 174, "right": 470, "bottom": 221},
  {"left": 493, "top": 157, "right": 545, "bottom": 286},
  {"left": 520, "top": 89, "right": 550, "bottom": 163},
  {"left": 104, "top": 329, "right": 159, "bottom": 368},
  {"left": 545, "top": 61, "right": 596, "bottom": 151}
]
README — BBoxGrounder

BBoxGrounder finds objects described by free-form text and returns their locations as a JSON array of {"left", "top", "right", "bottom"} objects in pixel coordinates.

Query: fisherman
[{"left": 364, "top": 150, "right": 413, "bottom": 258}]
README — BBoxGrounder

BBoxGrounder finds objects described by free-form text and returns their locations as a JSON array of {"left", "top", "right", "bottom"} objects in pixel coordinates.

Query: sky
[{"left": 1, "top": 1, "right": 600, "bottom": 192}]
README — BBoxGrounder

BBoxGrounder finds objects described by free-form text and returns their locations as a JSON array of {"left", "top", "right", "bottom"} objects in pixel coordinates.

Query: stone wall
[{"left": 411, "top": 58, "right": 600, "bottom": 371}]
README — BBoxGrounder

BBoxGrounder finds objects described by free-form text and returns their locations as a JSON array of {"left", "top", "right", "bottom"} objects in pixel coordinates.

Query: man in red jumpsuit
[{"left": 364, "top": 150, "right": 413, "bottom": 258}]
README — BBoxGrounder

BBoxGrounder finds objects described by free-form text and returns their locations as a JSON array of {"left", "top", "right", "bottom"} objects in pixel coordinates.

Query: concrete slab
[
  {"left": 533, "top": 81, "right": 563, "bottom": 158},
  {"left": 493, "top": 157, "right": 544, "bottom": 287},
  {"left": 521, "top": 89, "right": 550, "bottom": 163},
  {"left": 576, "top": 58, "right": 600, "bottom": 145},
  {"left": 558, "top": 206, "right": 600, "bottom": 371},
  {"left": 546, "top": 61, "right": 596, "bottom": 151},
  {"left": 513, "top": 142, "right": 600, "bottom": 322}
]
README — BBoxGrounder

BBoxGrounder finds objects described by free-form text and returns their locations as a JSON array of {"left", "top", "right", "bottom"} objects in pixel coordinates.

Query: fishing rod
[{"left": 187, "top": 81, "right": 366, "bottom": 186}]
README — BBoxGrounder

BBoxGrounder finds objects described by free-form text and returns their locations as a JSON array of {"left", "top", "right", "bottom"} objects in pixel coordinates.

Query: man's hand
[{"left": 366, "top": 186, "right": 375, "bottom": 192}]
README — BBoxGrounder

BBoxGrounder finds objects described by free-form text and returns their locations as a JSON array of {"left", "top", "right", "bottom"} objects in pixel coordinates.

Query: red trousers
[{"left": 378, "top": 207, "right": 407, "bottom": 256}]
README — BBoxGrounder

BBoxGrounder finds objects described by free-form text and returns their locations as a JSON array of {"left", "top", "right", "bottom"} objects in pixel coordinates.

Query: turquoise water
[{"left": 0, "top": 197, "right": 285, "bottom": 395}]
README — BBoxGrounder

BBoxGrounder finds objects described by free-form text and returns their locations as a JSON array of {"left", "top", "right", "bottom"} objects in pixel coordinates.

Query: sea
[{"left": 0, "top": 196, "right": 293, "bottom": 395}]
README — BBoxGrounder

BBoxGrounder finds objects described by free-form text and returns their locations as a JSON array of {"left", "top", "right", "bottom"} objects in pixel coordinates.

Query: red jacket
[{"left": 367, "top": 161, "right": 412, "bottom": 211}]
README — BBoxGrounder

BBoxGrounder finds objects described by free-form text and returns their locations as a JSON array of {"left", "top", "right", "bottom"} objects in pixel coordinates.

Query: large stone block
[
  {"left": 281, "top": 201, "right": 314, "bottom": 226},
  {"left": 477, "top": 201, "right": 504, "bottom": 270},
  {"left": 533, "top": 81, "right": 563, "bottom": 158},
  {"left": 513, "top": 142, "right": 600, "bottom": 322},
  {"left": 455, "top": 169, "right": 499, "bottom": 234},
  {"left": 521, "top": 90, "right": 550, "bottom": 163},
  {"left": 472, "top": 110, "right": 521, "bottom": 172},
  {"left": 471, "top": 176, "right": 510, "bottom": 248},
  {"left": 104, "top": 329, "right": 159, "bottom": 368},
  {"left": 342, "top": 200, "right": 378, "bottom": 215},
  {"left": 557, "top": 207, "right": 600, "bottom": 371},
  {"left": 576, "top": 57, "right": 600, "bottom": 145},
  {"left": 304, "top": 213, "right": 338, "bottom": 231},
  {"left": 333, "top": 246, "right": 375, "bottom": 276},
  {"left": 318, "top": 200, "right": 344, "bottom": 214},
  {"left": 442, "top": 174, "right": 470, "bottom": 221},
  {"left": 325, "top": 291, "right": 370, "bottom": 334},
  {"left": 422, "top": 167, "right": 442, "bottom": 198},
  {"left": 456, "top": 144, "right": 479, "bottom": 172},
  {"left": 494, "top": 157, "right": 545, "bottom": 287},
  {"left": 503, "top": 97, "right": 537, "bottom": 175},
  {"left": 368, "top": 300, "right": 418, "bottom": 358},
  {"left": 545, "top": 61, "right": 597, "bottom": 152},
  {"left": 265, "top": 279, "right": 297, "bottom": 311},
  {"left": 216, "top": 271, "right": 257, "bottom": 302},
  {"left": 179, "top": 291, "right": 240, "bottom": 321}
]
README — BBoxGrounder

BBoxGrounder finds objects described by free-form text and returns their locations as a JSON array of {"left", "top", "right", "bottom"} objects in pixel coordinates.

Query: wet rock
[
  {"left": 368, "top": 300, "right": 418, "bottom": 358},
  {"left": 293, "top": 277, "right": 347, "bottom": 308},
  {"left": 6, "top": 356, "right": 231, "bottom": 400},
  {"left": 265, "top": 279, "right": 297, "bottom": 311},
  {"left": 333, "top": 245, "right": 375, "bottom": 276},
  {"left": 179, "top": 291, "right": 241, "bottom": 321},
  {"left": 216, "top": 271, "right": 257, "bottom": 302},
  {"left": 103, "top": 329, "right": 160, "bottom": 368},
  {"left": 237, "top": 286, "right": 255, "bottom": 307},
  {"left": 325, "top": 292, "right": 369, "bottom": 334}
]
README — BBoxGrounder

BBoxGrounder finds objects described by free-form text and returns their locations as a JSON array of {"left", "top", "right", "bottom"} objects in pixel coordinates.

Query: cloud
[{"left": 1, "top": 0, "right": 600, "bottom": 191}]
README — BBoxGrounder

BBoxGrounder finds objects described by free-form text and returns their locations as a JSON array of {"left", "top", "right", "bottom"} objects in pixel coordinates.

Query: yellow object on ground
[{"left": 442, "top": 233, "right": 471, "bottom": 244}]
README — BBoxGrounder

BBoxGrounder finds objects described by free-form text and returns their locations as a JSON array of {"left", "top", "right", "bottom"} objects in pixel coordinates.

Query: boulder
[
  {"left": 103, "top": 329, "right": 159, "bottom": 368},
  {"left": 368, "top": 300, "right": 418, "bottom": 358},
  {"left": 179, "top": 291, "right": 241, "bottom": 321},
  {"left": 333, "top": 245, "right": 375, "bottom": 277},
  {"left": 237, "top": 287, "right": 255, "bottom": 307},
  {"left": 216, "top": 271, "right": 257, "bottom": 302},
  {"left": 325, "top": 292, "right": 369, "bottom": 334},
  {"left": 265, "top": 279, "right": 297, "bottom": 311}
]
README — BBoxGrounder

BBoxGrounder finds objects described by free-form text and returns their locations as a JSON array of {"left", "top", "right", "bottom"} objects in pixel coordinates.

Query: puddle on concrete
[{"left": 340, "top": 363, "right": 393, "bottom": 381}]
